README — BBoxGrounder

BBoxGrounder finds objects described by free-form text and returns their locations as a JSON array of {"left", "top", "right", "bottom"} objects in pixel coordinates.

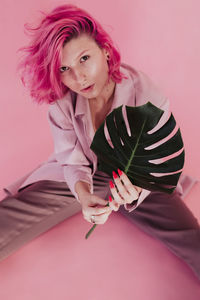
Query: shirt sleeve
[
  {"left": 123, "top": 69, "right": 172, "bottom": 213},
  {"left": 47, "top": 99, "right": 93, "bottom": 203}
]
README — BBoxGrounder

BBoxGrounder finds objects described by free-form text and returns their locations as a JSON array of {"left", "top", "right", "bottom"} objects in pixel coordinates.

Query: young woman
[{"left": 1, "top": 4, "right": 200, "bottom": 280}]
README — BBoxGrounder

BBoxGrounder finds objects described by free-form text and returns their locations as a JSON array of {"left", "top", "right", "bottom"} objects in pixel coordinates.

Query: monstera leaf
[{"left": 90, "top": 102, "right": 185, "bottom": 194}]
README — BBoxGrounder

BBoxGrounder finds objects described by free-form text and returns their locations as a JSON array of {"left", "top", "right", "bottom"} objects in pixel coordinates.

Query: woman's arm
[
  {"left": 47, "top": 96, "right": 93, "bottom": 202},
  {"left": 48, "top": 97, "right": 113, "bottom": 224},
  {"left": 75, "top": 180, "right": 91, "bottom": 202}
]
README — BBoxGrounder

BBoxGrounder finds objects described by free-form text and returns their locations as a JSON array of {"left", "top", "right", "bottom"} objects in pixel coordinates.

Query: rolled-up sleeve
[
  {"left": 123, "top": 70, "right": 172, "bottom": 213},
  {"left": 47, "top": 100, "right": 93, "bottom": 202}
]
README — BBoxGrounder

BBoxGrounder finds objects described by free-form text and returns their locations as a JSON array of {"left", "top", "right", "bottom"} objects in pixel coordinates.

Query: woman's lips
[{"left": 81, "top": 84, "right": 94, "bottom": 92}]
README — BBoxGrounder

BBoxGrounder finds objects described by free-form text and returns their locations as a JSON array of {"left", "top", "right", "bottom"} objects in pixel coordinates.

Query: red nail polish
[
  {"left": 117, "top": 169, "right": 123, "bottom": 176},
  {"left": 109, "top": 181, "right": 115, "bottom": 188},
  {"left": 112, "top": 171, "right": 118, "bottom": 179},
  {"left": 109, "top": 196, "right": 112, "bottom": 202}
]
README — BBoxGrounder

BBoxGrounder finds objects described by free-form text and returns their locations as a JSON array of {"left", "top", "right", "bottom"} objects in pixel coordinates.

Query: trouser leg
[
  {"left": 0, "top": 171, "right": 111, "bottom": 262},
  {"left": 0, "top": 180, "right": 81, "bottom": 262},
  {"left": 118, "top": 190, "right": 200, "bottom": 280}
]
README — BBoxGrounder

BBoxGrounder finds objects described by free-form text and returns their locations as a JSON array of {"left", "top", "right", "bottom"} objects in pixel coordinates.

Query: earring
[{"left": 106, "top": 54, "right": 110, "bottom": 61}]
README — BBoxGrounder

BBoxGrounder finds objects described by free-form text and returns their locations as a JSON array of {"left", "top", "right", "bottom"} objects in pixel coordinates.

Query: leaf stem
[
  {"left": 125, "top": 118, "right": 147, "bottom": 174},
  {"left": 85, "top": 224, "right": 97, "bottom": 239},
  {"left": 85, "top": 203, "right": 110, "bottom": 239}
]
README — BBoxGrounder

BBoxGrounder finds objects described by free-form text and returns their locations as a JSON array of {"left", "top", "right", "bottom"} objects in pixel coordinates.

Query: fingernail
[
  {"left": 109, "top": 181, "right": 115, "bottom": 188},
  {"left": 112, "top": 171, "right": 118, "bottom": 179},
  {"left": 109, "top": 196, "right": 112, "bottom": 202},
  {"left": 117, "top": 169, "right": 123, "bottom": 176}
]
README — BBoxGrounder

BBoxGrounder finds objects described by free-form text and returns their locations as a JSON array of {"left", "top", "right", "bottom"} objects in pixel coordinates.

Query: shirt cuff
[
  {"left": 124, "top": 188, "right": 151, "bottom": 212},
  {"left": 63, "top": 166, "right": 93, "bottom": 203}
]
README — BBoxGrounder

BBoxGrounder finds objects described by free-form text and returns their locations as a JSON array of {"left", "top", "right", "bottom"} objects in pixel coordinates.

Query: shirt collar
[{"left": 74, "top": 93, "right": 87, "bottom": 117}]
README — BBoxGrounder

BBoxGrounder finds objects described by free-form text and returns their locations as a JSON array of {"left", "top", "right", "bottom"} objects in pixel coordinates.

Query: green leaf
[{"left": 90, "top": 102, "right": 185, "bottom": 194}]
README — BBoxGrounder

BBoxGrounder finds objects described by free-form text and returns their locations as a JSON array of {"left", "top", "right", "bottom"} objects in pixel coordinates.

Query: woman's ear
[{"left": 103, "top": 48, "right": 110, "bottom": 61}]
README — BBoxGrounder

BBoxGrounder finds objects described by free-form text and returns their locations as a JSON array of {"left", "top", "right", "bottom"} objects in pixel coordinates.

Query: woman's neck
[{"left": 88, "top": 78, "right": 116, "bottom": 110}]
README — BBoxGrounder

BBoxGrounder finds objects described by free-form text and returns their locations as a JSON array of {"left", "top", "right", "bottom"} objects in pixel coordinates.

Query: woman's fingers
[
  {"left": 83, "top": 207, "right": 112, "bottom": 224},
  {"left": 82, "top": 195, "right": 112, "bottom": 224},
  {"left": 109, "top": 180, "right": 123, "bottom": 204},
  {"left": 109, "top": 170, "right": 140, "bottom": 205},
  {"left": 91, "top": 209, "right": 112, "bottom": 224},
  {"left": 119, "top": 171, "right": 142, "bottom": 194},
  {"left": 108, "top": 196, "right": 120, "bottom": 211},
  {"left": 84, "top": 205, "right": 111, "bottom": 216}
]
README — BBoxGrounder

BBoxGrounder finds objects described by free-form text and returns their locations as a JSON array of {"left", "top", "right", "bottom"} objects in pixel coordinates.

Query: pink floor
[{"left": 0, "top": 184, "right": 200, "bottom": 299}]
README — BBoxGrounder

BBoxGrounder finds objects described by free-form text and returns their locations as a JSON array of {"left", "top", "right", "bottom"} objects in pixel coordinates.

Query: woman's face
[{"left": 60, "top": 33, "right": 112, "bottom": 100}]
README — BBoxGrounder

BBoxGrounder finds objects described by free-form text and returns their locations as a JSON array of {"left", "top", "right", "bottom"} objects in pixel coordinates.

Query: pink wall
[{"left": 0, "top": 0, "right": 200, "bottom": 195}]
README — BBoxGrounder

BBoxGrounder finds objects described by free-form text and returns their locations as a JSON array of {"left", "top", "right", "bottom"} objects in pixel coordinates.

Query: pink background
[
  {"left": 0, "top": 0, "right": 199, "bottom": 194},
  {"left": 0, "top": 0, "right": 200, "bottom": 299}
]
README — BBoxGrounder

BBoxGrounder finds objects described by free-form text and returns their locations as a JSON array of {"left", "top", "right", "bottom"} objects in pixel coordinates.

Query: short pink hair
[{"left": 18, "top": 4, "right": 127, "bottom": 104}]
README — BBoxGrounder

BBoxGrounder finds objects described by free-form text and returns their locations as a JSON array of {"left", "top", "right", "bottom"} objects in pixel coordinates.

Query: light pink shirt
[{"left": 4, "top": 63, "right": 197, "bottom": 212}]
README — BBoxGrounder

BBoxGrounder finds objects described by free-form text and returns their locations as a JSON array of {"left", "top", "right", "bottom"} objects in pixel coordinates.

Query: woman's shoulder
[
  {"left": 47, "top": 90, "right": 77, "bottom": 126},
  {"left": 120, "top": 62, "right": 161, "bottom": 91},
  {"left": 120, "top": 62, "right": 169, "bottom": 108},
  {"left": 48, "top": 90, "right": 76, "bottom": 115}
]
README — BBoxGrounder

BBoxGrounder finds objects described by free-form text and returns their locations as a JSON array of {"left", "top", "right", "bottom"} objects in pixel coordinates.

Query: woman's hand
[
  {"left": 79, "top": 192, "right": 112, "bottom": 225},
  {"left": 109, "top": 169, "right": 142, "bottom": 210}
]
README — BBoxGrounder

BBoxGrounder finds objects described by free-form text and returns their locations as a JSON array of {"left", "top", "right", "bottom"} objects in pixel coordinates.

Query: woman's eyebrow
[
  {"left": 75, "top": 49, "right": 89, "bottom": 60},
  {"left": 61, "top": 49, "right": 90, "bottom": 67}
]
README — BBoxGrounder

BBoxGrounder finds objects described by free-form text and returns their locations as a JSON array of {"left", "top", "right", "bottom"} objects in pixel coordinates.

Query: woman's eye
[
  {"left": 80, "top": 55, "right": 89, "bottom": 63},
  {"left": 59, "top": 56, "right": 89, "bottom": 73},
  {"left": 59, "top": 66, "right": 69, "bottom": 73}
]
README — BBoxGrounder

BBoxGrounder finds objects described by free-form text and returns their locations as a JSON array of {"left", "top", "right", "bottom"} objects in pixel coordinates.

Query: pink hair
[{"left": 18, "top": 4, "right": 127, "bottom": 105}]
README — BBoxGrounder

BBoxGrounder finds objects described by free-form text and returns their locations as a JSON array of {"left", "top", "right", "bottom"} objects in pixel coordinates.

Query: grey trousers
[{"left": 0, "top": 170, "right": 200, "bottom": 281}]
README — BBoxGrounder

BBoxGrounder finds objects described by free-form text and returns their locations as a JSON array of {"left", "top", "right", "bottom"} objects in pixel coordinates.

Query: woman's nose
[{"left": 73, "top": 69, "right": 87, "bottom": 84}]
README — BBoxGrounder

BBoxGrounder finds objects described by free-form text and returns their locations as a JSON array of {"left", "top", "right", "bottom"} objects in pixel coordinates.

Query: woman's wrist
[{"left": 75, "top": 181, "right": 91, "bottom": 204}]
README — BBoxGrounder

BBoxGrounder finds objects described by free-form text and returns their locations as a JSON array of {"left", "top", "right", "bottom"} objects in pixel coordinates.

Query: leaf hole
[
  {"left": 147, "top": 110, "right": 170, "bottom": 135},
  {"left": 122, "top": 105, "right": 131, "bottom": 137},
  {"left": 103, "top": 121, "right": 114, "bottom": 149},
  {"left": 150, "top": 170, "right": 183, "bottom": 177},
  {"left": 148, "top": 147, "right": 184, "bottom": 164},
  {"left": 145, "top": 124, "right": 179, "bottom": 150},
  {"left": 120, "top": 137, "right": 124, "bottom": 146}
]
